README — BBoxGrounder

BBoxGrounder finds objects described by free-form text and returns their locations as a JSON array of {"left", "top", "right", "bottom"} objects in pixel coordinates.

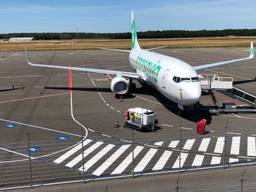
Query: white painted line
[
  {"left": 198, "top": 138, "right": 211, "bottom": 152},
  {"left": 181, "top": 127, "right": 193, "bottom": 131},
  {"left": 247, "top": 137, "right": 256, "bottom": 156},
  {"left": 161, "top": 124, "right": 174, "bottom": 128},
  {"left": 0, "top": 92, "right": 67, "bottom": 104},
  {"left": 102, "top": 134, "right": 111, "bottom": 138},
  {"left": 53, "top": 139, "right": 92, "bottom": 164},
  {"left": 136, "top": 96, "right": 161, "bottom": 105},
  {"left": 134, "top": 147, "right": 159, "bottom": 172},
  {"left": 152, "top": 151, "right": 172, "bottom": 171},
  {"left": 211, "top": 156, "right": 221, "bottom": 165},
  {"left": 66, "top": 141, "right": 103, "bottom": 168},
  {"left": 214, "top": 137, "right": 225, "bottom": 154},
  {"left": 229, "top": 158, "right": 239, "bottom": 163},
  {"left": 0, "top": 147, "right": 33, "bottom": 159},
  {"left": 227, "top": 132, "right": 242, "bottom": 136},
  {"left": 120, "top": 139, "right": 131, "bottom": 143},
  {"left": 0, "top": 119, "right": 81, "bottom": 137},
  {"left": 168, "top": 140, "right": 179, "bottom": 148},
  {"left": 78, "top": 144, "right": 115, "bottom": 172},
  {"left": 0, "top": 75, "right": 43, "bottom": 79},
  {"left": 172, "top": 153, "right": 188, "bottom": 169},
  {"left": 192, "top": 155, "right": 204, "bottom": 167},
  {"left": 93, "top": 145, "right": 130, "bottom": 176},
  {"left": 111, "top": 146, "right": 144, "bottom": 175},
  {"left": 183, "top": 139, "right": 195, "bottom": 150},
  {"left": 230, "top": 136, "right": 240, "bottom": 155}
]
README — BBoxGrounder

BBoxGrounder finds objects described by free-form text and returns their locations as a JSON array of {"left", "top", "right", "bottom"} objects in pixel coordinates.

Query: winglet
[
  {"left": 25, "top": 48, "right": 32, "bottom": 65},
  {"left": 249, "top": 41, "right": 254, "bottom": 59}
]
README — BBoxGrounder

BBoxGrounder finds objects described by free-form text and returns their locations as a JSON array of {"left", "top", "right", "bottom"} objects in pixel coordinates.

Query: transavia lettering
[{"left": 136, "top": 56, "right": 161, "bottom": 82}]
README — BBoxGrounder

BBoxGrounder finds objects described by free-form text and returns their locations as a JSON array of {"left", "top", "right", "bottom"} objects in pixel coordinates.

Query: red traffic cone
[{"left": 114, "top": 120, "right": 120, "bottom": 128}]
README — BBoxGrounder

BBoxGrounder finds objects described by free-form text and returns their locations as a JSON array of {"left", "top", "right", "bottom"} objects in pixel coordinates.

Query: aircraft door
[{"left": 161, "top": 69, "right": 170, "bottom": 89}]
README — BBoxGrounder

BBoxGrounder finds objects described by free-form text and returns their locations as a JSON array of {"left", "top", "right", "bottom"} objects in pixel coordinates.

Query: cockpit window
[
  {"left": 173, "top": 76, "right": 180, "bottom": 83},
  {"left": 173, "top": 76, "right": 199, "bottom": 83}
]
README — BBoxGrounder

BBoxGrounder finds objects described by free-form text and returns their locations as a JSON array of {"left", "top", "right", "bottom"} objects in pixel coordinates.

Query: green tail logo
[
  {"left": 131, "top": 18, "right": 136, "bottom": 49},
  {"left": 250, "top": 42, "right": 254, "bottom": 58},
  {"left": 131, "top": 10, "right": 140, "bottom": 50}
]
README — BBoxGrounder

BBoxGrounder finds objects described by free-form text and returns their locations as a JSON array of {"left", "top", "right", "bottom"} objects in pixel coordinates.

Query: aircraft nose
[{"left": 180, "top": 83, "right": 201, "bottom": 105}]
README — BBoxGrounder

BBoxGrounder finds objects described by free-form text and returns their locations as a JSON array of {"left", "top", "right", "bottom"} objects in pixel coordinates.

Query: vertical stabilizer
[
  {"left": 249, "top": 41, "right": 254, "bottom": 59},
  {"left": 131, "top": 10, "right": 141, "bottom": 50}
]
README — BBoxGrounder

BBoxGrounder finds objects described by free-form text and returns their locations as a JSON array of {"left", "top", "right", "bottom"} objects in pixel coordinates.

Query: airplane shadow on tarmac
[
  {"left": 45, "top": 84, "right": 213, "bottom": 125},
  {"left": 132, "top": 85, "right": 213, "bottom": 125}
]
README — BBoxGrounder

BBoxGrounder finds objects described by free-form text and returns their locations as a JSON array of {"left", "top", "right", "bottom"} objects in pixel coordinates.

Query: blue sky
[{"left": 1, "top": 0, "right": 256, "bottom": 33}]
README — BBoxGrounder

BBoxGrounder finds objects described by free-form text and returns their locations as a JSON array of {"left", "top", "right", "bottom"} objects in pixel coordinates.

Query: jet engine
[{"left": 110, "top": 77, "right": 130, "bottom": 95}]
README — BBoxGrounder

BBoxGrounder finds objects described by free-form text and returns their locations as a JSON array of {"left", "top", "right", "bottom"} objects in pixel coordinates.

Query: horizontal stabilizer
[{"left": 98, "top": 47, "right": 130, "bottom": 53}]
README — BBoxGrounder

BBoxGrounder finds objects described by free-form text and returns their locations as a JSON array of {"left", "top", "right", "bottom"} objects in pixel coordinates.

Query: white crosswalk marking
[
  {"left": 169, "top": 140, "right": 179, "bottom": 148},
  {"left": 192, "top": 155, "right": 204, "bottom": 167},
  {"left": 211, "top": 156, "right": 221, "bottom": 165},
  {"left": 172, "top": 153, "right": 188, "bottom": 169},
  {"left": 111, "top": 146, "right": 144, "bottom": 175},
  {"left": 134, "top": 149, "right": 158, "bottom": 172},
  {"left": 247, "top": 137, "right": 256, "bottom": 156},
  {"left": 134, "top": 142, "right": 163, "bottom": 173},
  {"left": 54, "top": 139, "right": 92, "bottom": 164},
  {"left": 198, "top": 138, "right": 211, "bottom": 152},
  {"left": 66, "top": 141, "right": 103, "bottom": 168},
  {"left": 230, "top": 136, "right": 240, "bottom": 155},
  {"left": 154, "top": 141, "right": 164, "bottom": 146},
  {"left": 52, "top": 136, "right": 256, "bottom": 176},
  {"left": 78, "top": 144, "right": 115, "bottom": 172},
  {"left": 183, "top": 139, "right": 195, "bottom": 150},
  {"left": 93, "top": 145, "right": 130, "bottom": 176},
  {"left": 229, "top": 158, "right": 239, "bottom": 163},
  {"left": 152, "top": 140, "right": 179, "bottom": 171},
  {"left": 214, "top": 137, "right": 225, "bottom": 153},
  {"left": 153, "top": 151, "right": 172, "bottom": 171}
]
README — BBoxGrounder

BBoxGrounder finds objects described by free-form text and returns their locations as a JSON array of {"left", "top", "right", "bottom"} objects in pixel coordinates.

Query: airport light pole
[
  {"left": 27, "top": 133, "right": 33, "bottom": 188},
  {"left": 176, "top": 176, "right": 181, "bottom": 192},
  {"left": 179, "top": 122, "right": 182, "bottom": 174},
  {"left": 223, "top": 120, "right": 228, "bottom": 169},
  {"left": 178, "top": 89, "right": 183, "bottom": 174},
  {"left": 81, "top": 129, "right": 85, "bottom": 184},
  {"left": 132, "top": 130, "right": 135, "bottom": 178},
  {"left": 240, "top": 170, "right": 247, "bottom": 192}
]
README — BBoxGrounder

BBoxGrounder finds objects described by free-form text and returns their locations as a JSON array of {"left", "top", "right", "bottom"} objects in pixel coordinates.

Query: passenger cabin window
[
  {"left": 192, "top": 77, "right": 199, "bottom": 82},
  {"left": 181, "top": 78, "right": 190, "bottom": 82}
]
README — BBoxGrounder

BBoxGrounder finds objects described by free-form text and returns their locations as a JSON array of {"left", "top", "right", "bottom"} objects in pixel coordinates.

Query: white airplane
[{"left": 26, "top": 11, "right": 254, "bottom": 110}]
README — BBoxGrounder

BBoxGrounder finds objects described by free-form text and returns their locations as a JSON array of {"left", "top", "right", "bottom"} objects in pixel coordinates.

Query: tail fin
[{"left": 131, "top": 10, "right": 141, "bottom": 50}]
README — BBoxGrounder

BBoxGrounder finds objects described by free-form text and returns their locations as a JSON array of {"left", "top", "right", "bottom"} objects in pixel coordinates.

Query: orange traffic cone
[{"left": 114, "top": 120, "right": 120, "bottom": 128}]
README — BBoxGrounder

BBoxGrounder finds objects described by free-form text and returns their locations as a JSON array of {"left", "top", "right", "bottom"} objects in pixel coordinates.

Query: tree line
[{"left": 1, "top": 29, "right": 256, "bottom": 40}]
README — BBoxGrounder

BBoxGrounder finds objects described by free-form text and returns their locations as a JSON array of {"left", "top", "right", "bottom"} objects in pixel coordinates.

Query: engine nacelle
[{"left": 110, "top": 77, "right": 130, "bottom": 95}]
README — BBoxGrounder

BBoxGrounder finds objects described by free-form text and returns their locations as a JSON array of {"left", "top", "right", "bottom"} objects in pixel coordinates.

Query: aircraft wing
[
  {"left": 194, "top": 42, "right": 254, "bottom": 71},
  {"left": 25, "top": 50, "right": 140, "bottom": 79}
]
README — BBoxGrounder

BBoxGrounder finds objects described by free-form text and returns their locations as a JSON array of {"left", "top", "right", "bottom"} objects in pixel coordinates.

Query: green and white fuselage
[{"left": 129, "top": 48, "right": 201, "bottom": 106}]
